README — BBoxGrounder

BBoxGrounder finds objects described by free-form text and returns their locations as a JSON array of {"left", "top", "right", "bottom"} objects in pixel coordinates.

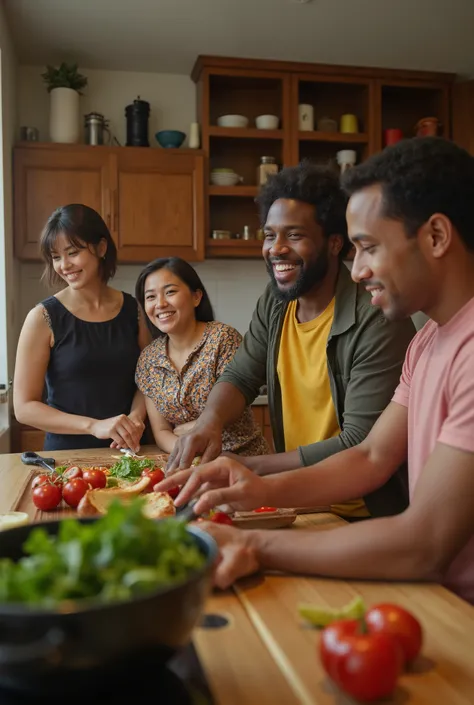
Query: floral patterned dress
[{"left": 135, "top": 321, "right": 269, "bottom": 456}]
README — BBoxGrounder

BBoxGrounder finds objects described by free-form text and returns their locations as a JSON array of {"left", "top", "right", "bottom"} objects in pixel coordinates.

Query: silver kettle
[{"left": 84, "top": 112, "right": 111, "bottom": 145}]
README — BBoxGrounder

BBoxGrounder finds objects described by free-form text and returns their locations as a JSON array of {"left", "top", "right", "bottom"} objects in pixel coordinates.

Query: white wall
[
  {"left": 0, "top": 4, "right": 18, "bottom": 381},
  {"left": 18, "top": 65, "right": 195, "bottom": 146}
]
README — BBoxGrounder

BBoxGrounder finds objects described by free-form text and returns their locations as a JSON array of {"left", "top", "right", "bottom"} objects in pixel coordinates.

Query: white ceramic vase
[{"left": 49, "top": 87, "right": 80, "bottom": 143}]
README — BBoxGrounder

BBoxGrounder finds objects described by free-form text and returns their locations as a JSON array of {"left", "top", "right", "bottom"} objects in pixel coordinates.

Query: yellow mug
[{"left": 340, "top": 114, "right": 358, "bottom": 133}]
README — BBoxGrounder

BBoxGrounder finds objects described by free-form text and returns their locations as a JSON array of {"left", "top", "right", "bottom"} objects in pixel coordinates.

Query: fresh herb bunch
[
  {"left": 41, "top": 63, "right": 88, "bottom": 93},
  {"left": 108, "top": 456, "right": 157, "bottom": 480},
  {"left": 0, "top": 500, "right": 205, "bottom": 607}
]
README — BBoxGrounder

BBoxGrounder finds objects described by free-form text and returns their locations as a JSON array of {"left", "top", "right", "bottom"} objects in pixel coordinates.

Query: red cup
[{"left": 384, "top": 128, "right": 403, "bottom": 146}]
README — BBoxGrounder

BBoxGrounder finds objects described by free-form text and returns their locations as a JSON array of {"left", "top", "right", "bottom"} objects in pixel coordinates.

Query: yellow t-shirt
[{"left": 277, "top": 299, "right": 369, "bottom": 519}]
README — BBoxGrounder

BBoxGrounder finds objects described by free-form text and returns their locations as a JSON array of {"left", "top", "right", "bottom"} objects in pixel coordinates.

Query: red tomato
[
  {"left": 254, "top": 506, "right": 278, "bottom": 513},
  {"left": 32, "top": 473, "right": 62, "bottom": 490},
  {"left": 141, "top": 467, "right": 165, "bottom": 493},
  {"left": 365, "top": 603, "right": 423, "bottom": 665},
  {"left": 209, "top": 511, "right": 233, "bottom": 526},
  {"left": 32, "top": 482, "right": 62, "bottom": 511},
  {"left": 62, "top": 478, "right": 89, "bottom": 508},
  {"left": 32, "top": 474, "right": 53, "bottom": 489},
  {"left": 82, "top": 468, "right": 107, "bottom": 489},
  {"left": 63, "top": 466, "right": 83, "bottom": 480},
  {"left": 320, "top": 619, "right": 401, "bottom": 701},
  {"left": 167, "top": 486, "right": 180, "bottom": 500}
]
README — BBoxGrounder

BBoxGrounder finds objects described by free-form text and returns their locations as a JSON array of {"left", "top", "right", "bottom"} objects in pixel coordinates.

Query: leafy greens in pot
[{"left": 0, "top": 501, "right": 206, "bottom": 608}]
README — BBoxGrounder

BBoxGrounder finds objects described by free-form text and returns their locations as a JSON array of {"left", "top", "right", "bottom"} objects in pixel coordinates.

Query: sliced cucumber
[{"left": 298, "top": 595, "right": 366, "bottom": 627}]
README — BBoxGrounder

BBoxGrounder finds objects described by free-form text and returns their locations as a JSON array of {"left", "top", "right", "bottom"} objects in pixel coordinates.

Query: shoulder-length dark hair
[
  {"left": 135, "top": 257, "right": 215, "bottom": 338},
  {"left": 40, "top": 204, "right": 117, "bottom": 287}
]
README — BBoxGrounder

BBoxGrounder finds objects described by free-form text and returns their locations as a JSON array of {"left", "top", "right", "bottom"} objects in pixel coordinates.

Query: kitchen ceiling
[{"left": 4, "top": 0, "right": 474, "bottom": 76}]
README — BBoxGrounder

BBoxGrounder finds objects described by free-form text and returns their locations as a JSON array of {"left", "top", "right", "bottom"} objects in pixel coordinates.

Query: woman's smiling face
[{"left": 143, "top": 268, "right": 202, "bottom": 335}]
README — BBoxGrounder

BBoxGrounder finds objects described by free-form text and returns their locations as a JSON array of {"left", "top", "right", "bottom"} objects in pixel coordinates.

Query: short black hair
[
  {"left": 40, "top": 204, "right": 117, "bottom": 287},
  {"left": 342, "top": 137, "right": 474, "bottom": 251},
  {"left": 135, "top": 257, "right": 215, "bottom": 338},
  {"left": 256, "top": 160, "right": 350, "bottom": 259}
]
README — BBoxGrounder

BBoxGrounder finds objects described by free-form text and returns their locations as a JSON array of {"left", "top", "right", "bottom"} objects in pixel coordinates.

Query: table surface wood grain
[{"left": 1, "top": 445, "right": 474, "bottom": 704}]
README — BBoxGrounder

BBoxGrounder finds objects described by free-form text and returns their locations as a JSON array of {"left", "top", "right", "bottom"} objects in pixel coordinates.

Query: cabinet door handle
[
  {"left": 104, "top": 188, "right": 111, "bottom": 230},
  {"left": 113, "top": 189, "right": 119, "bottom": 232}
]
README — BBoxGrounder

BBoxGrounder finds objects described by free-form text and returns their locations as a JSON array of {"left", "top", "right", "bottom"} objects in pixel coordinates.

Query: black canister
[{"left": 125, "top": 96, "right": 150, "bottom": 147}]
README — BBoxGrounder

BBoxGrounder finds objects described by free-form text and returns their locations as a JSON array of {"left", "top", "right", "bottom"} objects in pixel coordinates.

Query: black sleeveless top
[{"left": 41, "top": 293, "right": 141, "bottom": 451}]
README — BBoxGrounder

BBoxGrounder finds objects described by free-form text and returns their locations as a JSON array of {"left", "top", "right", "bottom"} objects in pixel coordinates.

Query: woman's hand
[
  {"left": 154, "top": 456, "right": 269, "bottom": 514},
  {"left": 90, "top": 414, "right": 144, "bottom": 453},
  {"left": 195, "top": 521, "right": 260, "bottom": 589},
  {"left": 173, "top": 420, "right": 196, "bottom": 438}
]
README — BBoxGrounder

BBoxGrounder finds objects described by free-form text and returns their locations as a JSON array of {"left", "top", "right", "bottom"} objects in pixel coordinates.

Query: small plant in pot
[{"left": 41, "top": 63, "right": 88, "bottom": 144}]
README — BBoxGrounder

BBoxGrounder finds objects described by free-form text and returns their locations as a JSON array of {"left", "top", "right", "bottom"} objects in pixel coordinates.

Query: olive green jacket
[{"left": 218, "top": 265, "right": 416, "bottom": 517}]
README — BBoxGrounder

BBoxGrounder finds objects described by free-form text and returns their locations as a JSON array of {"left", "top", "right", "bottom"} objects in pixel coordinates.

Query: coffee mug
[
  {"left": 415, "top": 117, "right": 440, "bottom": 137},
  {"left": 384, "top": 128, "right": 403, "bottom": 146},
  {"left": 298, "top": 104, "right": 314, "bottom": 131},
  {"left": 340, "top": 114, "right": 358, "bottom": 133}
]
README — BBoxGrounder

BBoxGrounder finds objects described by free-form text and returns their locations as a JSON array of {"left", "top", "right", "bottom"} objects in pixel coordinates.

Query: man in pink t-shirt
[{"left": 155, "top": 137, "right": 474, "bottom": 604}]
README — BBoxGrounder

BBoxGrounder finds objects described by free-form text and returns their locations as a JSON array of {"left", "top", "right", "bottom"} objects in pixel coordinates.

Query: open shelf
[
  {"left": 209, "top": 127, "right": 283, "bottom": 140},
  {"left": 208, "top": 186, "right": 259, "bottom": 197},
  {"left": 207, "top": 238, "right": 263, "bottom": 259},
  {"left": 209, "top": 73, "right": 285, "bottom": 128},
  {"left": 298, "top": 131, "right": 368, "bottom": 143}
]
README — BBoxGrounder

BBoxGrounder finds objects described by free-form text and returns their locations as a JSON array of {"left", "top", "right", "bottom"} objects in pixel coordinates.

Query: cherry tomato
[
  {"left": 32, "top": 474, "right": 53, "bottom": 490},
  {"left": 142, "top": 467, "right": 165, "bottom": 493},
  {"left": 167, "top": 486, "right": 180, "bottom": 500},
  {"left": 365, "top": 603, "right": 423, "bottom": 665},
  {"left": 254, "top": 506, "right": 278, "bottom": 513},
  {"left": 62, "top": 478, "right": 89, "bottom": 508},
  {"left": 32, "top": 482, "right": 62, "bottom": 511},
  {"left": 82, "top": 468, "right": 107, "bottom": 489},
  {"left": 63, "top": 466, "right": 83, "bottom": 480},
  {"left": 320, "top": 619, "right": 401, "bottom": 701},
  {"left": 209, "top": 511, "right": 233, "bottom": 526}
]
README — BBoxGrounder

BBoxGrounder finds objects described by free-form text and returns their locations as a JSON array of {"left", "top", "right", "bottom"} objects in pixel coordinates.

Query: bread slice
[
  {"left": 77, "top": 474, "right": 176, "bottom": 520},
  {"left": 141, "top": 492, "right": 176, "bottom": 519},
  {"left": 77, "top": 475, "right": 150, "bottom": 516}
]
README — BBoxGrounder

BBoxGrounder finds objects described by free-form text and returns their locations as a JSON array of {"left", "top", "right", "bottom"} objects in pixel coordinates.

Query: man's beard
[{"left": 266, "top": 243, "right": 330, "bottom": 303}]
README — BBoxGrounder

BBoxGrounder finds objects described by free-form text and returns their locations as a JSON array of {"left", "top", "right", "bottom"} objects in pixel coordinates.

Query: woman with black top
[{"left": 13, "top": 204, "right": 150, "bottom": 452}]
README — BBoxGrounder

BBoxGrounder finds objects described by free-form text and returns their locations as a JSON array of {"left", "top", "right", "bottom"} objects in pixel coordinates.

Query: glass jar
[{"left": 257, "top": 156, "right": 278, "bottom": 186}]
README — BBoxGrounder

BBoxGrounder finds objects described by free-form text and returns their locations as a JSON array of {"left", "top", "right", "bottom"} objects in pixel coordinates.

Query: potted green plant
[{"left": 41, "top": 63, "right": 88, "bottom": 143}]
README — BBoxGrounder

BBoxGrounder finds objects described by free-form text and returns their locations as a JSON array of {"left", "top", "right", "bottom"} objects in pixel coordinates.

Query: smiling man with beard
[{"left": 167, "top": 162, "right": 415, "bottom": 519}]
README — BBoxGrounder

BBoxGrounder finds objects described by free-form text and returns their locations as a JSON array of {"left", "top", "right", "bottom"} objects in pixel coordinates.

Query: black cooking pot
[{"left": 0, "top": 519, "right": 218, "bottom": 695}]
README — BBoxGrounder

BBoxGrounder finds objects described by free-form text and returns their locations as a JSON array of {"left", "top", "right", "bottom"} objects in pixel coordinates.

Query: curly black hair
[
  {"left": 256, "top": 160, "right": 351, "bottom": 259},
  {"left": 341, "top": 137, "right": 474, "bottom": 251}
]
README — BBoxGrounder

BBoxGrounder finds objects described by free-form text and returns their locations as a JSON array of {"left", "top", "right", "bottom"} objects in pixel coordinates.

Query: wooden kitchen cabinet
[
  {"left": 112, "top": 148, "right": 205, "bottom": 262},
  {"left": 252, "top": 404, "right": 274, "bottom": 452},
  {"left": 193, "top": 55, "right": 454, "bottom": 259},
  {"left": 13, "top": 143, "right": 205, "bottom": 263},
  {"left": 13, "top": 145, "right": 110, "bottom": 261}
]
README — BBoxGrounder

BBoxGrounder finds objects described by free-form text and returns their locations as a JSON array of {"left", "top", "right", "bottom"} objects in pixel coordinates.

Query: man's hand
[
  {"left": 155, "top": 456, "right": 269, "bottom": 514},
  {"left": 173, "top": 420, "right": 196, "bottom": 438},
  {"left": 195, "top": 521, "right": 260, "bottom": 589},
  {"left": 166, "top": 418, "right": 223, "bottom": 472},
  {"left": 221, "top": 451, "right": 260, "bottom": 472}
]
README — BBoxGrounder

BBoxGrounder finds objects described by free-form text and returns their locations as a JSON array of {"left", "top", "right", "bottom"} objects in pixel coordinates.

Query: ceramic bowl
[
  {"left": 255, "top": 115, "right": 279, "bottom": 130},
  {"left": 216, "top": 115, "right": 249, "bottom": 128},
  {"left": 155, "top": 130, "right": 186, "bottom": 148}
]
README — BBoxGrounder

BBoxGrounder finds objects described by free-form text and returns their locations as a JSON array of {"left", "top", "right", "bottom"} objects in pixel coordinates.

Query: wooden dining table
[{"left": 1, "top": 445, "right": 474, "bottom": 704}]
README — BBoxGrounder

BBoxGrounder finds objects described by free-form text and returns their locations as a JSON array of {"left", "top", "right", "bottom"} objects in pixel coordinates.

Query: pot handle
[{"left": 0, "top": 627, "right": 65, "bottom": 666}]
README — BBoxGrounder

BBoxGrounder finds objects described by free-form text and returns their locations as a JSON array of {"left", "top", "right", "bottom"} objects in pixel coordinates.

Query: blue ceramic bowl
[{"left": 155, "top": 130, "right": 186, "bottom": 148}]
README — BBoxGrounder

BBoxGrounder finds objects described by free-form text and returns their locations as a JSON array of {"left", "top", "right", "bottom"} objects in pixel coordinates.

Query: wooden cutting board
[{"left": 231, "top": 508, "right": 297, "bottom": 530}]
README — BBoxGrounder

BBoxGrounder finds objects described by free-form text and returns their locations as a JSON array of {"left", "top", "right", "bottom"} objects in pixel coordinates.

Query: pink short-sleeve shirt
[{"left": 393, "top": 296, "right": 474, "bottom": 604}]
